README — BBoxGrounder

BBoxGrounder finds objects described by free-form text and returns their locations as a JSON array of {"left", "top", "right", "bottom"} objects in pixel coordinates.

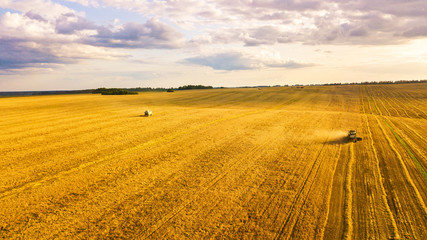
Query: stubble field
[{"left": 0, "top": 83, "right": 426, "bottom": 239}]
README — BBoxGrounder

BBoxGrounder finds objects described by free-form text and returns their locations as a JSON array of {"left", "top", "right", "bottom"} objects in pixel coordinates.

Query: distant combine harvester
[{"left": 144, "top": 110, "right": 152, "bottom": 117}]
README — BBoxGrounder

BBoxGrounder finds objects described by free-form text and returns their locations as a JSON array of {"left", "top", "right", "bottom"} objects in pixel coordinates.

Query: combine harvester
[
  {"left": 145, "top": 110, "right": 152, "bottom": 117},
  {"left": 348, "top": 130, "right": 362, "bottom": 142}
]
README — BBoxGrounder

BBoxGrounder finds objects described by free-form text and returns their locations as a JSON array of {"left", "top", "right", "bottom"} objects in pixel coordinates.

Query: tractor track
[
  {"left": 257, "top": 143, "right": 309, "bottom": 220},
  {"left": 373, "top": 114, "right": 427, "bottom": 210},
  {"left": 245, "top": 113, "right": 330, "bottom": 236},
  {"left": 367, "top": 87, "right": 427, "bottom": 182},
  {"left": 382, "top": 91, "right": 410, "bottom": 118},
  {"left": 362, "top": 85, "right": 427, "bottom": 238},
  {"left": 370, "top": 88, "right": 427, "bottom": 178},
  {"left": 228, "top": 118, "right": 317, "bottom": 235},
  {"left": 397, "top": 120, "right": 427, "bottom": 145},
  {"left": 384, "top": 117, "right": 427, "bottom": 171},
  {"left": 362, "top": 91, "right": 400, "bottom": 239},
  {"left": 402, "top": 95, "right": 427, "bottom": 118},
  {"left": 315, "top": 146, "right": 343, "bottom": 239},
  {"left": 342, "top": 143, "right": 354, "bottom": 240},
  {"left": 291, "top": 143, "right": 343, "bottom": 240},
  {"left": 364, "top": 113, "right": 400, "bottom": 239},
  {"left": 217, "top": 110, "right": 337, "bottom": 239},
  {"left": 395, "top": 87, "right": 427, "bottom": 118},
  {"left": 376, "top": 95, "right": 392, "bottom": 116},
  {"left": 286, "top": 118, "right": 345, "bottom": 240},
  {"left": 228, "top": 113, "right": 330, "bottom": 238},
  {"left": 373, "top": 88, "right": 427, "bottom": 177},
  {"left": 274, "top": 125, "right": 334, "bottom": 240}
]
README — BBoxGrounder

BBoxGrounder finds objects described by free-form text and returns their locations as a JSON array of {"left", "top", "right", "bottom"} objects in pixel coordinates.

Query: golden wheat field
[{"left": 0, "top": 83, "right": 426, "bottom": 239}]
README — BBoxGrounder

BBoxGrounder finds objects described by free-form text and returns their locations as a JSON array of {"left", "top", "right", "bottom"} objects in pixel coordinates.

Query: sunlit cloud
[{"left": 184, "top": 49, "right": 313, "bottom": 71}]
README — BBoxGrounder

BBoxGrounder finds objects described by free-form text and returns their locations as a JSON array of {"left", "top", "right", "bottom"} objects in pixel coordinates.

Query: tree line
[
  {"left": 92, "top": 88, "right": 138, "bottom": 95},
  {"left": 92, "top": 85, "right": 214, "bottom": 95}
]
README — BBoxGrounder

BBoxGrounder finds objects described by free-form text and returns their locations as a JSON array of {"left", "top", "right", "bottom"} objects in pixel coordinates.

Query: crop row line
[
  {"left": 236, "top": 114, "right": 329, "bottom": 237},
  {"left": 368, "top": 94, "right": 427, "bottom": 182},
  {"left": 360, "top": 86, "right": 400, "bottom": 239},
  {"left": 286, "top": 120, "right": 346, "bottom": 239},
  {"left": 365, "top": 86, "right": 427, "bottom": 213},
  {"left": 382, "top": 118, "right": 427, "bottom": 181},
  {"left": 274, "top": 124, "right": 334, "bottom": 240},
  {"left": 373, "top": 114, "right": 427, "bottom": 213},
  {"left": 343, "top": 143, "right": 354, "bottom": 240}
]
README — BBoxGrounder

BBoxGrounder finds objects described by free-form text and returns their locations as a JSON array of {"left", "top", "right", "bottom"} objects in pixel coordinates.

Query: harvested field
[{"left": 0, "top": 84, "right": 426, "bottom": 239}]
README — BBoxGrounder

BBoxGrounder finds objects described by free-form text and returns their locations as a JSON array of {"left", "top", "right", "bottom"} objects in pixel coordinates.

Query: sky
[{"left": 0, "top": 0, "right": 426, "bottom": 91}]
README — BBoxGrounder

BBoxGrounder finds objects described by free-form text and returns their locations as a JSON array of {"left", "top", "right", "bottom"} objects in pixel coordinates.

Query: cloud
[
  {"left": 402, "top": 26, "right": 427, "bottom": 37},
  {"left": 55, "top": 13, "right": 97, "bottom": 34},
  {"left": 333, "top": 0, "right": 427, "bottom": 17},
  {"left": 234, "top": 0, "right": 323, "bottom": 11},
  {"left": 0, "top": 0, "right": 184, "bottom": 71},
  {"left": 185, "top": 52, "right": 254, "bottom": 70},
  {"left": 1, "top": 0, "right": 81, "bottom": 20},
  {"left": 24, "top": 11, "right": 48, "bottom": 22},
  {"left": 0, "top": 11, "right": 127, "bottom": 71},
  {"left": 91, "top": 0, "right": 427, "bottom": 46},
  {"left": 188, "top": 25, "right": 297, "bottom": 48},
  {"left": 0, "top": 40, "right": 70, "bottom": 70},
  {"left": 0, "top": 39, "right": 127, "bottom": 71},
  {"left": 184, "top": 50, "right": 313, "bottom": 71},
  {"left": 91, "top": 18, "right": 185, "bottom": 48},
  {"left": 241, "top": 26, "right": 293, "bottom": 46}
]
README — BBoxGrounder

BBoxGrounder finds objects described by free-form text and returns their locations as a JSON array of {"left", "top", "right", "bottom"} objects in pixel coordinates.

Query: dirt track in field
[{"left": 0, "top": 84, "right": 426, "bottom": 239}]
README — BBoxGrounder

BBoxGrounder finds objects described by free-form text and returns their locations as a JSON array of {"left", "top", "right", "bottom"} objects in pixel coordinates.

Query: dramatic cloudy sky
[{"left": 1, "top": 0, "right": 426, "bottom": 90}]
